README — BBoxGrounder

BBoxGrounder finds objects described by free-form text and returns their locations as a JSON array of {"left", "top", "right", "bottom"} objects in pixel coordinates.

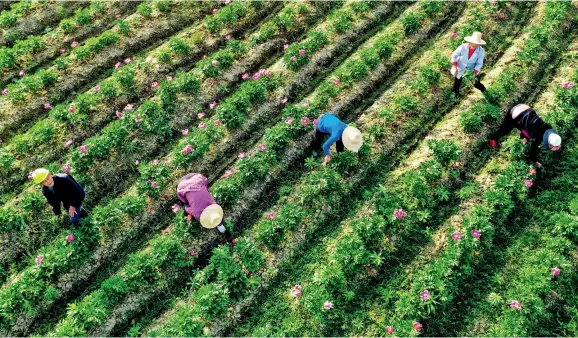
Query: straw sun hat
[
  {"left": 464, "top": 31, "right": 486, "bottom": 45},
  {"left": 199, "top": 204, "right": 224, "bottom": 229},
  {"left": 342, "top": 126, "right": 363, "bottom": 152}
]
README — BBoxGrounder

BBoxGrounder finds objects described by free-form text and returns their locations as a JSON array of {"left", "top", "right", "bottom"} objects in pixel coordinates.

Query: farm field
[{"left": 0, "top": 1, "right": 577, "bottom": 337}]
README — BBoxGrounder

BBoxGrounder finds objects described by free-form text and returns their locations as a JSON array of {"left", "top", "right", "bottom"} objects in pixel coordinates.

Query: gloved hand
[{"left": 489, "top": 139, "right": 497, "bottom": 149}]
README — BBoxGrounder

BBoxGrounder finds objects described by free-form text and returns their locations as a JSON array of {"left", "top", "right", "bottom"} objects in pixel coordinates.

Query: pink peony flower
[
  {"left": 302, "top": 101, "right": 309, "bottom": 108},
  {"left": 524, "top": 179, "right": 533, "bottom": 188},
  {"left": 66, "top": 233, "right": 75, "bottom": 243},
  {"left": 71, "top": 41, "right": 78, "bottom": 48},
  {"left": 18, "top": 69, "right": 25, "bottom": 77},
  {"left": 489, "top": 0, "right": 497, "bottom": 5},
  {"left": 281, "top": 96, "right": 288, "bottom": 104},
  {"left": 394, "top": 208, "right": 406, "bottom": 220},
  {"left": 124, "top": 57, "right": 131, "bottom": 65},
  {"left": 551, "top": 267, "right": 561, "bottom": 276},
  {"left": 212, "top": 8, "right": 218, "bottom": 14},
  {"left": 451, "top": 231, "right": 462, "bottom": 241},
  {"left": 242, "top": 73, "right": 249, "bottom": 80},
  {"left": 323, "top": 301, "right": 333, "bottom": 310},
  {"left": 529, "top": 168, "right": 537, "bottom": 176},
  {"left": 386, "top": 326, "right": 394, "bottom": 335},
  {"left": 134, "top": 118, "right": 142, "bottom": 123},
  {"left": 44, "top": 103, "right": 51, "bottom": 110},
  {"left": 182, "top": 129, "right": 189, "bottom": 136},
  {"left": 2, "top": 89, "right": 8, "bottom": 95},
  {"left": 151, "top": 81, "right": 159, "bottom": 89},
  {"left": 285, "top": 116, "right": 294, "bottom": 124},
  {"left": 471, "top": 229, "right": 481, "bottom": 238},
  {"left": 115, "top": 62, "right": 122, "bottom": 68},
  {"left": 59, "top": 49, "right": 66, "bottom": 54},
  {"left": 124, "top": 104, "right": 133, "bottom": 111},
  {"left": 224, "top": 170, "right": 233, "bottom": 178},
  {"left": 209, "top": 101, "right": 217, "bottom": 109},
  {"left": 79, "top": 145, "right": 88, "bottom": 154},
  {"left": 301, "top": 116, "right": 310, "bottom": 126},
  {"left": 413, "top": 321, "right": 423, "bottom": 332},
  {"left": 232, "top": 238, "right": 237, "bottom": 244},
  {"left": 451, "top": 32, "right": 458, "bottom": 39},
  {"left": 181, "top": 144, "right": 193, "bottom": 155},
  {"left": 259, "top": 143, "right": 267, "bottom": 152},
  {"left": 189, "top": 248, "right": 197, "bottom": 256},
  {"left": 266, "top": 70, "right": 272, "bottom": 77},
  {"left": 267, "top": 211, "right": 276, "bottom": 220},
  {"left": 333, "top": 78, "right": 340, "bottom": 86},
  {"left": 36, "top": 255, "right": 44, "bottom": 266},
  {"left": 215, "top": 120, "right": 221, "bottom": 127},
  {"left": 291, "top": 285, "right": 302, "bottom": 297},
  {"left": 198, "top": 123, "right": 207, "bottom": 129},
  {"left": 299, "top": 49, "right": 306, "bottom": 56},
  {"left": 68, "top": 106, "right": 75, "bottom": 113},
  {"left": 252, "top": 72, "right": 261, "bottom": 81},
  {"left": 153, "top": 159, "right": 159, "bottom": 166},
  {"left": 115, "top": 111, "right": 123, "bottom": 119},
  {"left": 563, "top": 82, "right": 574, "bottom": 89},
  {"left": 197, "top": 113, "right": 205, "bottom": 119},
  {"left": 225, "top": 34, "right": 231, "bottom": 40},
  {"left": 238, "top": 152, "right": 246, "bottom": 159},
  {"left": 167, "top": 76, "right": 173, "bottom": 81},
  {"left": 510, "top": 300, "right": 523, "bottom": 310},
  {"left": 283, "top": 44, "right": 289, "bottom": 50},
  {"left": 63, "top": 163, "right": 71, "bottom": 173},
  {"left": 290, "top": 56, "right": 297, "bottom": 61},
  {"left": 172, "top": 204, "right": 181, "bottom": 213},
  {"left": 211, "top": 60, "right": 219, "bottom": 66},
  {"left": 64, "top": 140, "right": 73, "bottom": 148},
  {"left": 115, "top": 13, "right": 121, "bottom": 18},
  {"left": 28, "top": 171, "right": 34, "bottom": 179},
  {"left": 420, "top": 289, "right": 431, "bottom": 301},
  {"left": 151, "top": 182, "right": 158, "bottom": 189},
  {"left": 94, "top": 85, "right": 100, "bottom": 93}
]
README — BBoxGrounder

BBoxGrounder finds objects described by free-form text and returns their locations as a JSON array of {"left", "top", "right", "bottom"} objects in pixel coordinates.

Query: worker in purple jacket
[
  {"left": 312, "top": 113, "right": 363, "bottom": 166},
  {"left": 177, "top": 173, "right": 226, "bottom": 233}
]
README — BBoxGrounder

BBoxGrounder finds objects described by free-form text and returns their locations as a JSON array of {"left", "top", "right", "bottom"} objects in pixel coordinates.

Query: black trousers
[
  {"left": 489, "top": 109, "right": 518, "bottom": 141},
  {"left": 312, "top": 130, "right": 344, "bottom": 153},
  {"left": 453, "top": 75, "right": 486, "bottom": 94}
]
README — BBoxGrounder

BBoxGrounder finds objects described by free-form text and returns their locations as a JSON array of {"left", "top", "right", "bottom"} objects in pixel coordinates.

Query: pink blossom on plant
[
  {"left": 135, "top": 118, "right": 142, "bottom": 123},
  {"left": 151, "top": 81, "right": 159, "bottom": 89},
  {"left": 167, "top": 76, "right": 173, "bottom": 81},
  {"left": 524, "top": 179, "right": 533, "bottom": 188},
  {"left": 323, "top": 301, "right": 333, "bottom": 310},
  {"left": 212, "top": 8, "right": 218, "bottom": 14},
  {"left": 59, "top": 49, "right": 66, "bottom": 54},
  {"left": 252, "top": 72, "right": 261, "bottom": 81},
  {"left": 301, "top": 116, "right": 310, "bottom": 126},
  {"left": 153, "top": 159, "right": 159, "bottom": 166},
  {"left": 209, "top": 101, "right": 217, "bottom": 109},
  {"left": 182, "top": 129, "right": 189, "bottom": 136},
  {"left": 197, "top": 113, "right": 205, "bottom": 119},
  {"left": 285, "top": 116, "right": 294, "bottom": 125},
  {"left": 283, "top": 43, "right": 289, "bottom": 50},
  {"left": 563, "top": 82, "right": 574, "bottom": 89},
  {"left": 413, "top": 321, "right": 423, "bottom": 332},
  {"left": 28, "top": 171, "right": 34, "bottom": 179},
  {"left": 94, "top": 85, "right": 100, "bottom": 93},
  {"left": 290, "top": 55, "right": 297, "bottom": 61},
  {"left": 224, "top": 170, "right": 233, "bottom": 178},
  {"left": 64, "top": 139, "right": 73, "bottom": 148},
  {"left": 259, "top": 143, "right": 267, "bottom": 152},
  {"left": 551, "top": 267, "right": 561, "bottom": 276},
  {"left": 189, "top": 248, "right": 197, "bottom": 256},
  {"left": 151, "top": 182, "right": 158, "bottom": 189},
  {"left": 510, "top": 300, "right": 522, "bottom": 310},
  {"left": 333, "top": 78, "right": 340, "bottom": 86},
  {"left": 116, "top": 111, "right": 123, "bottom": 119},
  {"left": 281, "top": 96, "right": 288, "bottom": 104},
  {"left": 267, "top": 211, "right": 276, "bottom": 220},
  {"left": 68, "top": 106, "right": 75, "bottom": 113},
  {"left": 71, "top": 41, "right": 78, "bottom": 48},
  {"left": 36, "top": 255, "right": 44, "bottom": 266},
  {"left": 181, "top": 144, "right": 193, "bottom": 155},
  {"left": 232, "top": 238, "right": 237, "bottom": 244},
  {"left": 215, "top": 120, "right": 221, "bottom": 127},
  {"left": 238, "top": 152, "right": 246, "bottom": 159},
  {"left": 451, "top": 32, "right": 458, "bottom": 39},
  {"left": 115, "top": 13, "right": 122, "bottom": 19},
  {"left": 2, "top": 89, "right": 8, "bottom": 95},
  {"left": 57, "top": 161, "right": 62, "bottom": 167},
  {"left": 172, "top": 204, "right": 181, "bottom": 213},
  {"left": 225, "top": 34, "right": 231, "bottom": 40},
  {"left": 44, "top": 103, "right": 51, "bottom": 110},
  {"left": 198, "top": 123, "right": 207, "bottom": 129},
  {"left": 420, "top": 289, "right": 431, "bottom": 301},
  {"left": 529, "top": 168, "right": 537, "bottom": 176},
  {"left": 291, "top": 284, "right": 302, "bottom": 297},
  {"left": 124, "top": 104, "right": 133, "bottom": 111},
  {"left": 299, "top": 49, "right": 306, "bottom": 56},
  {"left": 489, "top": 0, "right": 497, "bottom": 5},
  {"left": 18, "top": 69, "right": 25, "bottom": 77},
  {"left": 394, "top": 208, "right": 406, "bottom": 220},
  {"left": 79, "top": 145, "right": 88, "bottom": 154},
  {"left": 451, "top": 231, "right": 462, "bottom": 241},
  {"left": 211, "top": 60, "right": 219, "bottom": 66},
  {"left": 115, "top": 62, "right": 122, "bottom": 68},
  {"left": 242, "top": 73, "right": 249, "bottom": 80},
  {"left": 266, "top": 70, "right": 272, "bottom": 77},
  {"left": 471, "top": 229, "right": 481, "bottom": 238},
  {"left": 302, "top": 101, "right": 309, "bottom": 108},
  {"left": 63, "top": 163, "right": 71, "bottom": 173},
  {"left": 124, "top": 57, "right": 131, "bottom": 65},
  {"left": 66, "top": 233, "right": 75, "bottom": 243},
  {"left": 386, "top": 326, "right": 394, "bottom": 335}
]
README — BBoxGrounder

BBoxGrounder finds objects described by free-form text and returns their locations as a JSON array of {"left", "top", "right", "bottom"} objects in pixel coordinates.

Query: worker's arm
[
  {"left": 450, "top": 44, "right": 463, "bottom": 65},
  {"left": 322, "top": 132, "right": 342, "bottom": 156}
]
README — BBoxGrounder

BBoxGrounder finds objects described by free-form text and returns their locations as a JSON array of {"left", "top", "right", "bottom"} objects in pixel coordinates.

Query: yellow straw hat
[
  {"left": 32, "top": 168, "right": 49, "bottom": 184},
  {"left": 199, "top": 204, "right": 224, "bottom": 229},
  {"left": 342, "top": 126, "right": 363, "bottom": 152}
]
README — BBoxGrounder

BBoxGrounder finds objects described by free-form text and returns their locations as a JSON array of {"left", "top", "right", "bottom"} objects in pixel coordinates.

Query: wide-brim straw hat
[
  {"left": 464, "top": 31, "right": 486, "bottom": 45},
  {"left": 199, "top": 204, "right": 224, "bottom": 229},
  {"left": 342, "top": 126, "right": 363, "bottom": 152},
  {"left": 32, "top": 168, "right": 49, "bottom": 184}
]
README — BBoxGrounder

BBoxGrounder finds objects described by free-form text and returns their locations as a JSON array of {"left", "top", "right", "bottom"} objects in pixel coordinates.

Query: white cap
[{"left": 549, "top": 133, "right": 561, "bottom": 147}]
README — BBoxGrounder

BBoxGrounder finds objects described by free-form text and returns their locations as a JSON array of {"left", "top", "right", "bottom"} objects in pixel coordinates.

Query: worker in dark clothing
[
  {"left": 311, "top": 113, "right": 363, "bottom": 166},
  {"left": 32, "top": 169, "right": 88, "bottom": 224},
  {"left": 488, "top": 104, "right": 562, "bottom": 167}
]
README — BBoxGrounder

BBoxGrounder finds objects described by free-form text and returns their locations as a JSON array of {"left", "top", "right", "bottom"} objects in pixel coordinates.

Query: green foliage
[
  {"left": 169, "top": 37, "right": 190, "bottom": 56},
  {"left": 427, "top": 139, "right": 461, "bottom": 166},
  {"left": 234, "top": 239, "right": 265, "bottom": 273},
  {"left": 193, "top": 284, "right": 229, "bottom": 321},
  {"left": 137, "top": 2, "right": 153, "bottom": 18},
  {"left": 210, "top": 246, "right": 248, "bottom": 301},
  {"left": 401, "top": 11, "right": 425, "bottom": 35},
  {"left": 75, "top": 8, "right": 93, "bottom": 25}
]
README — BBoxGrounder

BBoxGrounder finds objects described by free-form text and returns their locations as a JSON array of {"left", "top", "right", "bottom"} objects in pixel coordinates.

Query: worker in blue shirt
[{"left": 312, "top": 113, "right": 363, "bottom": 166}]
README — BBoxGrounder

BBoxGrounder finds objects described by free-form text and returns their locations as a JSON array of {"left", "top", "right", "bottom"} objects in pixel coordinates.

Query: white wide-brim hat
[
  {"left": 199, "top": 204, "right": 224, "bottom": 229},
  {"left": 342, "top": 126, "right": 363, "bottom": 152},
  {"left": 464, "top": 31, "right": 486, "bottom": 45},
  {"left": 549, "top": 133, "right": 562, "bottom": 147}
]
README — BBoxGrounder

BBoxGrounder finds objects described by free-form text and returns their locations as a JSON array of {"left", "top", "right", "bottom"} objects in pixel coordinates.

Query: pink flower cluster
[
  {"left": 551, "top": 267, "right": 561, "bottom": 276},
  {"left": 182, "top": 129, "right": 189, "bottom": 136},
  {"left": 181, "top": 144, "right": 194, "bottom": 155},
  {"left": 285, "top": 116, "right": 294, "bottom": 125},
  {"left": 323, "top": 301, "right": 333, "bottom": 310},
  {"left": 258, "top": 143, "right": 267, "bottom": 152},
  {"left": 36, "top": 255, "right": 44, "bottom": 266},
  {"left": 198, "top": 112, "right": 206, "bottom": 120},
  {"left": 2, "top": 89, "right": 8, "bottom": 95},
  {"left": 267, "top": 211, "right": 276, "bottom": 220},
  {"left": 563, "top": 82, "right": 574, "bottom": 89},
  {"left": 394, "top": 208, "right": 406, "bottom": 220},
  {"left": 224, "top": 170, "right": 233, "bottom": 178},
  {"left": 151, "top": 81, "right": 159, "bottom": 89},
  {"left": 524, "top": 179, "right": 533, "bottom": 188},
  {"left": 386, "top": 326, "right": 394, "bottom": 335},
  {"left": 215, "top": 120, "right": 221, "bottom": 127},
  {"left": 420, "top": 289, "right": 431, "bottom": 301},
  {"left": 471, "top": 229, "right": 481, "bottom": 238},
  {"left": 301, "top": 116, "right": 310, "bottom": 127},
  {"left": 64, "top": 139, "right": 73, "bottom": 148},
  {"left": 79, "top": 145, "right": 88, "bottom": 154},
  {"left": 509, "top": 300, "right": 522, "bottom": 310},
  {"left": 71, "top": 41, "right": 79, "bottom": 48},
  {"left": 19, "top": 69, "right": 25, "bottom": 77},
  {"left": 66, "top": 233, "right": 75, "bottom": 243},
  {"left": 451, "top": 231, "right": 462, "bottom": 241},
  {"left": 291, "top": 284, "right": 302, "bottom": 297},
  {"left": 238, "top": 152, "right": 246, "bottom": 159},
  {"left": 451, "top": 32, "right": 458, "bottom": 39},
  {"left": 172, "top": 204, "right": 181, "bottom": 213},
  {"left": 412, "top": 321, "right": 422, "bottom": 332}
]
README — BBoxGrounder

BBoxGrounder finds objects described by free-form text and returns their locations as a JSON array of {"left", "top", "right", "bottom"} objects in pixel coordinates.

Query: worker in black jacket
[
  {"left": 31, "top": 168, "right": 88, "bottom": 224},
  {"left": 488, "top": 104, "right": 561, "bottom": 167}
]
